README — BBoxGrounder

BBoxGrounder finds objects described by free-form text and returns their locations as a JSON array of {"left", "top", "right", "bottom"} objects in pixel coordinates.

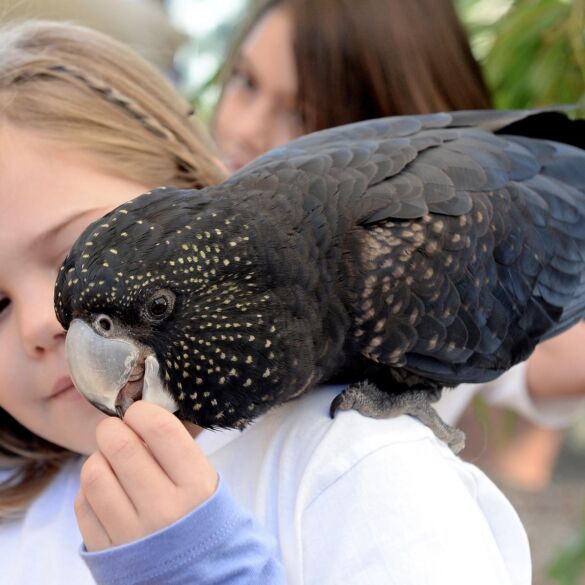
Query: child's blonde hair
[{"left": 0, "top": 19, "right": 225, "bottom": 519}]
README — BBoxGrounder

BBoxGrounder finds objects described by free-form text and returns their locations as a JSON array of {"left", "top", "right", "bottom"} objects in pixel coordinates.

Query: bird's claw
[
  {"left": 329, "top": 390, "right": 354, "bottom": 418},
  {"left": 329, "top": 382, "right": 466, "bottom": 454}
]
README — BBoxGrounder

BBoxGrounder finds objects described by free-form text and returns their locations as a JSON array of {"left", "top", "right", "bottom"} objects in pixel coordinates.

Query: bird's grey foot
[{"left": 330, "top": 381, "right": 465, "bottom": 454}]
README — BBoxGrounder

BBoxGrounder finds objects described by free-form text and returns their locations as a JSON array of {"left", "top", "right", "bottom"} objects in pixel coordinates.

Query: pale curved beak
[{"left": 65, "top": 319, "right": 179, "bottom": 417}]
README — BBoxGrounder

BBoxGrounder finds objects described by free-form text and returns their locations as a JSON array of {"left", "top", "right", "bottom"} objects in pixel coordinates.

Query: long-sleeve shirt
[
  {"left": 0, "top": 463, "right": 285, "bottom": 585},
  {"left": 80, "top": 477, "right": 285, "bottom": 584}
]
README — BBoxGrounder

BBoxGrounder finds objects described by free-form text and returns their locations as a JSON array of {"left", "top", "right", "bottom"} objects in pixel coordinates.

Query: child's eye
[
  {"left": 231, "top": 65, "right": 257, "bottom": 93},
  {"left": 0, "top": 297, "right": 10, "bottom": 316}
]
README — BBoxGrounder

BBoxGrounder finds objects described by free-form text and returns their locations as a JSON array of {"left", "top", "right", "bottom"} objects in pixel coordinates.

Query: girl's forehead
[
  {"left": 0, "top": 126, "right": 148, "bottom": 252},
  {"left": 242, "top": 7, "right": 297, "bottom": 98}
]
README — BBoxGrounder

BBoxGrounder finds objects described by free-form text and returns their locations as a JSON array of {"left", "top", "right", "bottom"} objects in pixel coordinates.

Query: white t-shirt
[
  {"left": 0, "top": 458, "right": 94, "bottom": 584},
  {"left": 0, "top": 384, "right": 531, "bottom": 585},
  {"left": 197, "top": 385, "right": 532, "bottom": 585}
]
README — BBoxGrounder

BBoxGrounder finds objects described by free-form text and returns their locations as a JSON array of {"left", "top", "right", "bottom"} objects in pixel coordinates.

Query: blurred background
[{"left": 1, "top": 0, "right": 583, "bottom": 583}]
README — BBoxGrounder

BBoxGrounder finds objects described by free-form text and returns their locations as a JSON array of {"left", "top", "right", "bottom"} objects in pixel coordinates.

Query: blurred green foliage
[
  {"left": 547, "top": 519, "right": 585, "bottom": 585},
  {"left": 458, "top": 0, "right": 585, "bottom": 109}
]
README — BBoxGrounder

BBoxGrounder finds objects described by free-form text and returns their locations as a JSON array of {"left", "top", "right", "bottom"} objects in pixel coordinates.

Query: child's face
[
  {"left": 0, "top": 125, "right": 150, "bottom": 455},
  {"left": 214, "top": 6, "right": 303, "bottom": 173}
]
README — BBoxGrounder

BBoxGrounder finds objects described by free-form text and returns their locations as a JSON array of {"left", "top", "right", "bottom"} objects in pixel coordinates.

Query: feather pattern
[{"left": 55, "top": 109, "right": 585, "bottom": 428}]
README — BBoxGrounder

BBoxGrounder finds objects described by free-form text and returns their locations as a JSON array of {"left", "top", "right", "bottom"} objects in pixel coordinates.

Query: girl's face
[
  {"left": 214, "top": 6, "right": 303, "bottom": 173},
  {"left": 0, "top": 125, "right": 150, "bottom": 455}
]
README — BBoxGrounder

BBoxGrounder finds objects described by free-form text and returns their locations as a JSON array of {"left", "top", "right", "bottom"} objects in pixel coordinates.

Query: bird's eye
[{"left": 145, "top": 289, "right": 175, "bottom": 321}]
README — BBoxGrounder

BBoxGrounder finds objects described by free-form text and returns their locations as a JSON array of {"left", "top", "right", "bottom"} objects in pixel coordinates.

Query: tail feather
[{"left": 498, "top": 111, "right": 585, "bottom": 151}]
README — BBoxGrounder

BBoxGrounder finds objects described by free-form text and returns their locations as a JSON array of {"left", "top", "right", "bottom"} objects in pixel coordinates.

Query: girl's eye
[
  {"left": 231, "top": 65, "right": 257, "bottom": 93},
  {"left": 0, "top": 297, "right": 10, "bottom": 316}
]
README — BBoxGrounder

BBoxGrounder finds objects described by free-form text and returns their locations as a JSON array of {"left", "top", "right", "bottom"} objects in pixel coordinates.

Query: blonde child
[{"left": 0, "top": 20, "right": 284, "bottom": 584}]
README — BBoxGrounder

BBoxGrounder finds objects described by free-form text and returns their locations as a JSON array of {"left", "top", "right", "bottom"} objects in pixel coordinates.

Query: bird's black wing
[{"left": 224, "top": 110, "right": 585, "bottom": 386}]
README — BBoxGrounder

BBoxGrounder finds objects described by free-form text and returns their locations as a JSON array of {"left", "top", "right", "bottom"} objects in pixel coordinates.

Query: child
[
  {"left": 0, "top": 20, "right": 284, "bottom": 585},
  {"left": 0, "top": 18, "right": 529, "bottom": 585}
]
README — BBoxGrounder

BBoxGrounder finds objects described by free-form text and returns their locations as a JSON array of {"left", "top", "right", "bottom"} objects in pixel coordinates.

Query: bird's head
[{"left": 55, "top": 187, "right": 320, "bottom": 429}]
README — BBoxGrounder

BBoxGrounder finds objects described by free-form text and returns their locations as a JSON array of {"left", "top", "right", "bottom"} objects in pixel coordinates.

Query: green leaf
[{"left": 548, "top": 522, "right": 585, "bottom": 585}]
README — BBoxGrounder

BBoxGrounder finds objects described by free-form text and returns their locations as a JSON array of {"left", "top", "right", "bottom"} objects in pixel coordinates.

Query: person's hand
[
  {"left": 527, "top": 322, "right": 585, "bottom": 399},
  {"left": 75, "top": 401, "right": 218, "bottom": 552}
]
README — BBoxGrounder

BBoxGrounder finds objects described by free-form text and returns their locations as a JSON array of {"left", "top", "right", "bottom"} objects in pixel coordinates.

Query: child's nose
[{"left": 16, "top": 285, "right": 66, "bottom": 358}]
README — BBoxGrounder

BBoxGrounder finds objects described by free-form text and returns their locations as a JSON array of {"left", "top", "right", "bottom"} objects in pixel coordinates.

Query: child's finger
[
  {"left": 95, "top": 415, "right": 177, "bottom": 514},
  {"left": 123, "top": 401, "right": 217, "bottom": 492},
  {"left": 74, "top": 490, "right": 112, "bottom": 552},
  {"left": 79, "top": 451, "right": 140, "bottom": 545}
]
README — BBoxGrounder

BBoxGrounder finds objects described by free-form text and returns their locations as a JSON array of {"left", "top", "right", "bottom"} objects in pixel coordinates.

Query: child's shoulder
[
  {"left": 198, "top": 385, "right": 460, "bottom": 498},
  {"left": 197, "top": 388, "right": 530, "bottom": 585},
  {"left": 272, "top": 384, "right": 444, "bottom": 456}
]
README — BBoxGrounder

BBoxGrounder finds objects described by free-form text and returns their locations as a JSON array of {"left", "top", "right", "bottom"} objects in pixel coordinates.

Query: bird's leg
[{"left": 330, "top": 381, "right": 465, "bottom": 454}]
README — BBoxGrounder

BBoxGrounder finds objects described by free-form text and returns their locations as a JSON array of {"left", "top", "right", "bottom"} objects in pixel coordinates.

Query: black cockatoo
[{"left": 55, "top": 109, "right": 585, "bottom": 453}]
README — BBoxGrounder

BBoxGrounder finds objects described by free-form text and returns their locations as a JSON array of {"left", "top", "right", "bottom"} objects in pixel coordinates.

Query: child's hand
[{"left": 75, "top": 401, "right": 218, "bottom": 552}]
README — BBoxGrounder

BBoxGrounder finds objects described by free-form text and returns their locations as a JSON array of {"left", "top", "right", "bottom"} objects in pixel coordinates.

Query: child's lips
[{"left": 49, "top": 376, "right": 75, "bottom": 399}]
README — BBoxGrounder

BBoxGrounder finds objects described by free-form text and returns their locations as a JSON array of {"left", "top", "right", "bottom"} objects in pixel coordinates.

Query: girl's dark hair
[{"left": 220, "top": 0, "right": 492, "bottom": 132}]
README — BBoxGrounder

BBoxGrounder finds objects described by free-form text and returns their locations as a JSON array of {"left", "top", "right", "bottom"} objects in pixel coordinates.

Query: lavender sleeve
[{"left": 80, "top": 477, "right": 285, "bottom": 585}]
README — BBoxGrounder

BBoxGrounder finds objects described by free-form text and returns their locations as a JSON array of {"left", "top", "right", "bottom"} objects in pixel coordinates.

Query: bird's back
[{"left": 227, "top": 110, "right": 585, "bottom": 389}]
